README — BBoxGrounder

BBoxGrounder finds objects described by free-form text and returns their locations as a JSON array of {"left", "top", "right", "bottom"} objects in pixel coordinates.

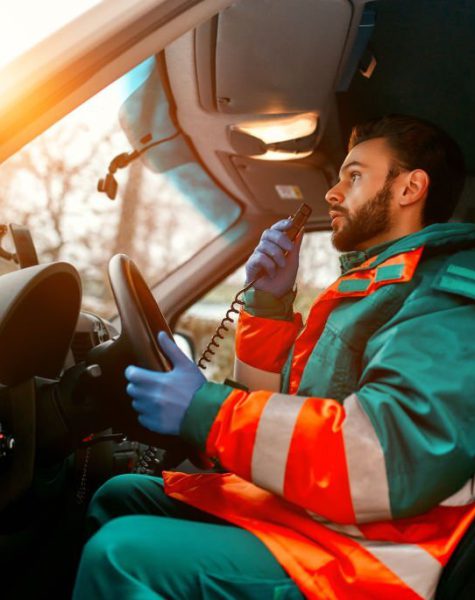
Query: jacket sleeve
[
  {"left": 233, "top": 288, "right": 302, "bottom": 392},
  {"left": 181, "top": 273, "right": 475, "bottom": 525}
]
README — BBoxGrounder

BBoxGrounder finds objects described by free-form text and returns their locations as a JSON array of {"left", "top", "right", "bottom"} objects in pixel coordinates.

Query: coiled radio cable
[{"left": 197, "top": 278, "right": 256, "bottom": 369}]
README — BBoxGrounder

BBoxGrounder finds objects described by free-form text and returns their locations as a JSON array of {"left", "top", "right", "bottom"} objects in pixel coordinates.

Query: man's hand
[
  {"left": 125, "top": 331, "right": 206, "bottom": 435},
  {"left": 245, "top": 218, "right": 303, "bottom": 297}
]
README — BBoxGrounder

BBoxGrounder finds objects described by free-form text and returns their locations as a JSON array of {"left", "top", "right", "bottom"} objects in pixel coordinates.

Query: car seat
[{"left": 435, "top": 516, "right": 475, "bottom": 599}]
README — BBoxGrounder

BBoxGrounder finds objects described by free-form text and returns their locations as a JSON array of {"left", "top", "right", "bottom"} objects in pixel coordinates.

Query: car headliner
[
  {"left": 160, "top": 0, "right": 475, "bottom": 225},
  {"left": 0, "top": 0, "right": 473, "bottom": 225}
]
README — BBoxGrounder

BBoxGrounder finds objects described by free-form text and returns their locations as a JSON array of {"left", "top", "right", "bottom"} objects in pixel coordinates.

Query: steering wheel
[
  {"left": 87, "top": 254, "right": 195, "bottom": 460},
  {"left": 108, "top": 254, "right": 173, "bottom": 372}
]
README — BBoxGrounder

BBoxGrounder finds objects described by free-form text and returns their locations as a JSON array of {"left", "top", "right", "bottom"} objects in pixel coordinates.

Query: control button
[{"left": 0, "top": 424, "right": 15, "bottom": 461}]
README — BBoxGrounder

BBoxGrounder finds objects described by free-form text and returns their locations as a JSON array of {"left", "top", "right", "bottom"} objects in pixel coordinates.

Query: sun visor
[
  {"left": 195, "top": 0, "right": 354, "bottom": 115},
  {"left": 118, "top": 65, "right": 194, "bottom": 173},
  {"left": 230, "top": 155, "right": 330, "bottom": 218}
]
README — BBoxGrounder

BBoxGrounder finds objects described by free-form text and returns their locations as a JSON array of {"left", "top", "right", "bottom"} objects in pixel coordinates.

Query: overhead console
[
  {"left": 122, "top": 0, "right": 377, "bottom": 217},
  {"left": 163, "top": 0, "right": 378, "bottom": 218}
]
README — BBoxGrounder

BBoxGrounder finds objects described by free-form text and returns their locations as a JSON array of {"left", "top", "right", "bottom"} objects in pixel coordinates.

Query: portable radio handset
[
  {"left": 278, "top": 202, "right": 313, "bottom": 246},
  {"left": 198, "top": 203, "right": 312, "bottom": 369}
]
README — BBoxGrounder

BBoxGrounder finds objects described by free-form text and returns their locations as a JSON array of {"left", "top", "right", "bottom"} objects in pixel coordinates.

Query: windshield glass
[{"left": 0, "top": 56, "right": 240, "bottom": 316}]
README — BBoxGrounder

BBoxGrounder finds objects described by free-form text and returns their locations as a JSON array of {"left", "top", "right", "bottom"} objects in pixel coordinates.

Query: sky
[{"left": 0, "top": 0, "right": 101, "bottom": 69}]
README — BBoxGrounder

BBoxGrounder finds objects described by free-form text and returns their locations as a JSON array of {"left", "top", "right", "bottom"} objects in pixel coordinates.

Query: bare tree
[{"left": 0, "top": 120, "right": 122, "bottom": 312}]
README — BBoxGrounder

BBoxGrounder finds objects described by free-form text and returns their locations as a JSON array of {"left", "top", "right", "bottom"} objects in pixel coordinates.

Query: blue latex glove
[
  {"left": 125, "top": 331, "right": 206, "bottom": 435},
  {"left": 245, "top": 218, "right": 303, "bottom": 297}
]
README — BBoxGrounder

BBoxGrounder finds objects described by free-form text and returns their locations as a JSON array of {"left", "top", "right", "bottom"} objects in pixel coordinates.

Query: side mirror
[{"left": 174, "top": 332, "right": 196, "bottom": 361}]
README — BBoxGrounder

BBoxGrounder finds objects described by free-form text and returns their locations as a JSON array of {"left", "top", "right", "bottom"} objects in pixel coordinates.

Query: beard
[{"left": 330, "top": 178, "right": 393, "bottom": 252}]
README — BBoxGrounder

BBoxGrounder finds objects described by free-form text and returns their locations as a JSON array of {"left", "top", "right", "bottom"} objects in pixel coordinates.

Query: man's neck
[{"left": 354, "top": 223, "right": 424, "bottom": 252}]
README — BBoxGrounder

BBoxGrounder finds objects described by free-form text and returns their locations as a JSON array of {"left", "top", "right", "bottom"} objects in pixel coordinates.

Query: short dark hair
[{"left": 348, "top": 114, "right": 466, "bottom": 224}]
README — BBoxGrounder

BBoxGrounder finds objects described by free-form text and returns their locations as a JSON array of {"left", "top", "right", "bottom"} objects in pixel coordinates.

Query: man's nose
[{"left": 325, "top": 182, "right": 344, "bottom": 205}]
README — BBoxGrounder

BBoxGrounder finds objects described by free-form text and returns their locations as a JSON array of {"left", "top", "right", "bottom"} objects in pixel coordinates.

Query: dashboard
[{"left": 0, "top": 223, "right": 120, "bottom": 511}]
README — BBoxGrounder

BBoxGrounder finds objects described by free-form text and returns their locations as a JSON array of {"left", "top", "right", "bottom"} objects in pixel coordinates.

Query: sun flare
[{"left": 0, "top": 0, "right": 101, "bottom": 69}]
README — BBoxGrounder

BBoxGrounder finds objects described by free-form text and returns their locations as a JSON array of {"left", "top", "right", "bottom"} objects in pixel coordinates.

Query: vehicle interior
[{"left": 0, "top": 0, "right": 474, "bottom": 597}]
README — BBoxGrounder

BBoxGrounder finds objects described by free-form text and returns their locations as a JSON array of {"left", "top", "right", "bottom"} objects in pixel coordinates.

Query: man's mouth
[{"left": 329, "top": 209, "right": 346, "bottom": 224}]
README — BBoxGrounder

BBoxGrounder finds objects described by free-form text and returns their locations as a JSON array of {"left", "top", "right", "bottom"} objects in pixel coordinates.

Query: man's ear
[{"left": 399, "top": 169, "right": 430, "bottom": 206}]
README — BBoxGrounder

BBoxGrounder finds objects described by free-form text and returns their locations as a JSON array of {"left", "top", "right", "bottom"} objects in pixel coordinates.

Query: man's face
[{"left": 325, "top": 138, "right": 399, "bottom": 252}]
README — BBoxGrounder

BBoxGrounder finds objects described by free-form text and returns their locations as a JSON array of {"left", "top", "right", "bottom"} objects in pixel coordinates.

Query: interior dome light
[
  {"left": 229, "top": 113, "right": 318, "bottom": 160},
  {"left": 236, "top": 113, "right": 318, "bottom": 144},
  {"left": 255, "top": 149, "right": 314, "bottom": 161}
]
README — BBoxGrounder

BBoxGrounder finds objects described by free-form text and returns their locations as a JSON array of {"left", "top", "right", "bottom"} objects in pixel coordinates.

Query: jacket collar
[
  {"left": 338, "top": 223, "right": 475, "bottom": 275},
  {"left": 339, "top": 239, "right": 398, "bottom": 274}
]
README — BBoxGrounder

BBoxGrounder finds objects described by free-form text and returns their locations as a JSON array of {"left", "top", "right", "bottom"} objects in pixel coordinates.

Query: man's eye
[{"left": 350, "top": 172, "right": 361, "bottom": 182}]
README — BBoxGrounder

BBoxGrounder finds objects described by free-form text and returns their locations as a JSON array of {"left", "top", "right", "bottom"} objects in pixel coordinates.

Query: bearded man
[{"left": 74, "top": 115, "right": 475, "bottom": 599}]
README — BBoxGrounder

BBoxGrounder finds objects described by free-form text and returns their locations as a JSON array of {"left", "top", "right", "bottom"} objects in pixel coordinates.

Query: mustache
[{"left": 328, "top": 205, "right": 348, "bottom": 216}]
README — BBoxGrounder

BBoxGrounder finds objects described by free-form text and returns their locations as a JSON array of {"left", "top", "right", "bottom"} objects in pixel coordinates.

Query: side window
[{"left": 177, "top": 231, "right": 340, "bottom": 381}]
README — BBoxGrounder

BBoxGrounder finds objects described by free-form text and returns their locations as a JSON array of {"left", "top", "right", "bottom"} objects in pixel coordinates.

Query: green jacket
[{"left": 182, "top": 223, "right": 475, "bottom": 521}]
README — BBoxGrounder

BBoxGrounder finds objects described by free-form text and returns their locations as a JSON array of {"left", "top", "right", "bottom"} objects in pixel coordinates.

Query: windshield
[{"left": 0, "top": 56, "right": 240, "bottom": 316}]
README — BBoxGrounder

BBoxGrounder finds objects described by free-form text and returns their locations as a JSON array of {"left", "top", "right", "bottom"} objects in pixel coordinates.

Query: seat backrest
[{"left": 435, "top": 517, "right": 475, "bottom": 599}]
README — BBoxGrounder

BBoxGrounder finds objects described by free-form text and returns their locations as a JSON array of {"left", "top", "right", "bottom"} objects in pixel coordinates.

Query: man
[{"left": 73, "top": 115, "right": 475, "bottom": 599}]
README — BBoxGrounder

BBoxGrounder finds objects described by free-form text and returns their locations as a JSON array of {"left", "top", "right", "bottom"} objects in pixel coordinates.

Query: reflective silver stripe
[
  {"left": 440, "top": 476, "right": 475, "bottom": 506},
  {"left": 307, "top": 510, "right": 363, "bottom": 538},
  {"left": 251, "top": 393, "right": 306, "bottom": 495},
  {"left": 358, "top": 539, "right": 441, "bottom": 600},
  {"left": 308, "top": 511, "right": 440, "bottom": 599},
  {"left": 234, "top": 357, "right": 281, "bottom": 392},
  {"left": 342, "top": 393, "right": 392, "bottom": 522}
]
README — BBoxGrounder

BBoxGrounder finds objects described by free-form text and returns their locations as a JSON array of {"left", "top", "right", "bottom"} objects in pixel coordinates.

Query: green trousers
[{"left": 72, "top": 474, "right": 303, "bottom": 599}]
